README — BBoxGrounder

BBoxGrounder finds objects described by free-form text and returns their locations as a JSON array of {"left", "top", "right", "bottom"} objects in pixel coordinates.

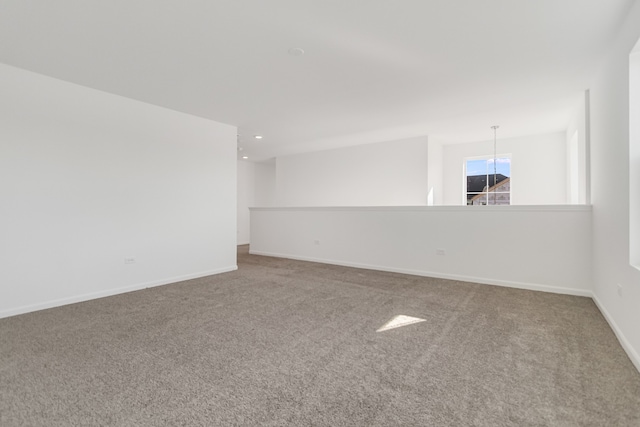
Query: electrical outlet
[
  {"left": 436, "top": 248, "right": 446, "bottom": 255},
  {"left": 124, "top": 257, "right": 136, "bottom": 264},
  {"left": 617, "top": 283, "right": 623, "bottom": 297}
]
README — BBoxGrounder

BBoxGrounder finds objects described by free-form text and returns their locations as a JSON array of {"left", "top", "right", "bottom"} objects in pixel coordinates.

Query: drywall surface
[
  {"left": 427, "top": 140, "right": 444, "bottom": 205},
  {"left": 0, "top": 63, "right": 237, "bottom": 318},
  {"left": 631, "top": 47, "right": 640, "bottom": 268},
  {"left": 237, "top": 160, "right": 255, "bottom": 245},
  {"left": 588, "top": 0, "right": 640, "bottom": 372},
  {"left": 250, "top": 206, "right": 592, "bottom": 296},
  {"left": 238, "top": 159, "right": 276, "bottom": 245},
  {"left": 442, "top": 132, "right": 567, "bottom": 205},
  {"left": 275, "top": 137, "right": 428, "bottom": 206},
  {"left": 566, "top": 94, "right": 589, "bottom": 204},
  {"left": 254, "top": 160, "right": 276, "bottom": 207}
]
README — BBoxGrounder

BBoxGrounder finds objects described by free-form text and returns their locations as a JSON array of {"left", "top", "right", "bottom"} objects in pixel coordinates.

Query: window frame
[{"left": 463, "top": 154, "right": 512, "bottom": 206}]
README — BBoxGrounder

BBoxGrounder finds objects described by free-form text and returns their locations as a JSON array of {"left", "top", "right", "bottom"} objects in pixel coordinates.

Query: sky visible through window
[{"left": 466, "top": 158, "right": 511, "bottom": 177}]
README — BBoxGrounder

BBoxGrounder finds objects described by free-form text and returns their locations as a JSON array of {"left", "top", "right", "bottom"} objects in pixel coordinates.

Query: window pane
[
  {"left": 488, "top": 157, "right": 511, "bottom": 177},
  {"left": 467, "top": 193, "right": 478, "bottom": 205},
  {"left": 465, "top": 157, "right": 511, "bottom": 206},
  {"left": 466, "top": 159, "right": 488, "bottom": 176},
  {"left": 468, "top": 194, "right": 487, "bottom": 205},
  {"left": 486, "top": 191, "right": 510, "bottom": 205}
]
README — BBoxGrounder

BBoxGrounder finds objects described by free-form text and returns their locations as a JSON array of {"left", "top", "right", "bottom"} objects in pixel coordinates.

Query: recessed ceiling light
[
  {"left": 254, "top": 135, "right": 263, "bottom": 140},
  {"left": 242, "top": 156, "right": 248, "bottom": 159},
  {"left": 288, "top": 47, "right": 305, "bottom": 56}
]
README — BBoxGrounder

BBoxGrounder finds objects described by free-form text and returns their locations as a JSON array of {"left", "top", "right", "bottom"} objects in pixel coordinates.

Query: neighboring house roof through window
[
  {"left": 469, "top": 178, "right": 511, "bottom": 203},
  {"left": 466, "top": 174, "right": 509, "bottom": 194}
]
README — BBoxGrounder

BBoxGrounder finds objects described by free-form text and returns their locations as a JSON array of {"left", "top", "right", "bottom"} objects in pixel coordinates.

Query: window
[{"left": 465, "top": 156, "right": 511, "bottom": 205}]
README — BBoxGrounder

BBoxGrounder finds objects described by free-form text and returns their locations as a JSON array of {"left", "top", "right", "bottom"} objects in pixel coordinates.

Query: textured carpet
[{"left": 1, "top": 245, "right": 639, "bottom": 426}]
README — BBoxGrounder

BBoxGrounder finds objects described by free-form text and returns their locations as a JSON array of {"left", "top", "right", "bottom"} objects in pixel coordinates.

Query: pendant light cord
[{"left": 491, "top": 125, "right": 499, "bottom": 204}]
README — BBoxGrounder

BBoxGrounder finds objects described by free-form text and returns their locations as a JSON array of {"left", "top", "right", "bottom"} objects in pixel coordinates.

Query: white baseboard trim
[
  {"left": 248, "top": 250, "right": 592, "bottom": 297},
  {"left": 592, "top": 294, "right": 640, "bottom": 373},
  {"left": 0, "top": 265, "right": 238, "bottom": 319}
]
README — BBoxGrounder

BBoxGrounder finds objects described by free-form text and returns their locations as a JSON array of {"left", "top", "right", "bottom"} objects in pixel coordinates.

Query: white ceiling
[{"left": 0, "top": 0, "right": 634, "bottom": 161}]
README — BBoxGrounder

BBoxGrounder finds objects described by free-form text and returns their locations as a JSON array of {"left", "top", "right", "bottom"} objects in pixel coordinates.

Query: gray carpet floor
[{"left": 1, "top": 245, "right": 639, "bottom": 426}]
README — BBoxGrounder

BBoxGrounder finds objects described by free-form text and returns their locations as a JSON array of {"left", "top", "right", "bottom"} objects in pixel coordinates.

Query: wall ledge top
[{"left": 250, "top": 205, "right": 593, "bottom": 213}]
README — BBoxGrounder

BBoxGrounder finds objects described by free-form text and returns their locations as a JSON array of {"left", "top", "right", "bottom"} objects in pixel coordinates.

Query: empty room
[{"left": 2, "top": 1, "right": 640, "bottom": 425}]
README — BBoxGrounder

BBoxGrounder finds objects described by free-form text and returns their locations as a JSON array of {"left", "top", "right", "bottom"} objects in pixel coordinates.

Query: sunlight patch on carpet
[{"left": 377, "top": 315, "right": 426, "bottom": 332}]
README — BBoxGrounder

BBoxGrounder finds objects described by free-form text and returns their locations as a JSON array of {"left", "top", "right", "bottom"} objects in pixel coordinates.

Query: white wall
[
  {"left": 251, "top": 206, "right": 592, "bottom": 296},
  {"left": 427, "top": 140, "right": 444, "bottom": 205},
  {"left": 254, "top": 160, "right": 276, "bottom": 207},
  {"left": 237, "top": 159, "right": 277, "bottom": 244},
  {"left": 588, "top": 0, "right": 640, "bottom": 372},
  {"left": 237, "top": 160, "right": 255, "bottom": 245},
  {"left": 275, "top": 137, "right": 428, "bottom": 206},
  {"left": 566, "top": 93, "right": 589, "bottom": 204},
  {"left": 442, "top": 132, "right": 567, "bottom": 205},
  {"left": 630, "top": 43, "right": 640, "bottom": 268},
  {"left": 0, "top": 63, "right": 237, "bottom": 318}
]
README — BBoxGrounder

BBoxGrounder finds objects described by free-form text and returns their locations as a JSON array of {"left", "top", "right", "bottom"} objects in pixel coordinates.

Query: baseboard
[
  {"left": 592, "top": 294, "right": 640, "bottom": 373},
  {"left": 0, "top": 265, "right": 238, "bottom": 319},
  {"left": 248, "top": 250, "right": 592, "bottom": 297},
  {"left": 251, "top": 250, "right": 639, "bottom": 373}
]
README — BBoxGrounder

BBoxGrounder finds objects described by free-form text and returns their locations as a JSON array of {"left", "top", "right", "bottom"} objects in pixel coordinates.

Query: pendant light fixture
[{"left": 491, "top": 125, "right": 499, "bottom": 205}]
